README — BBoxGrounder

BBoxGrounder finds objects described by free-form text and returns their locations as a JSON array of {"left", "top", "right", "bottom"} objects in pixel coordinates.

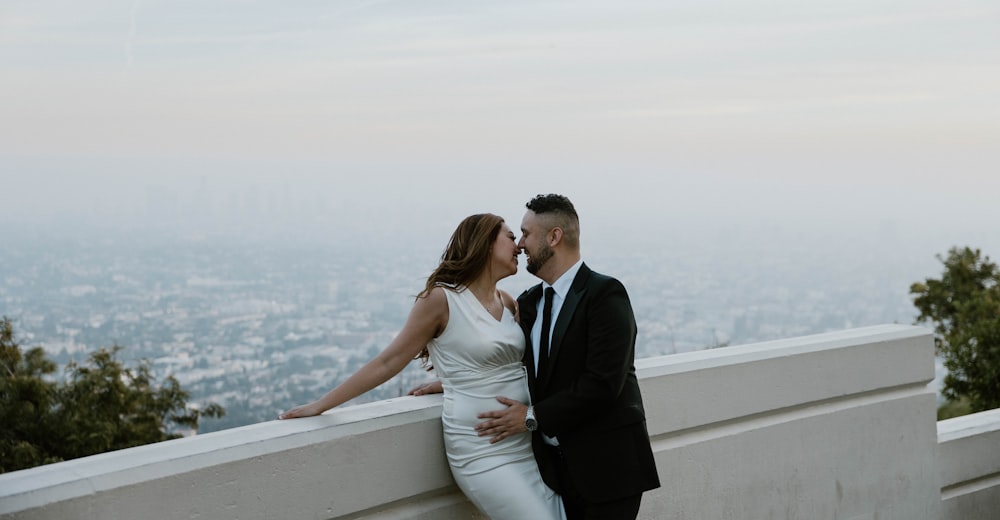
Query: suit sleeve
[{"left": 534, "top": 278, "right": 638, "bottom": 437}]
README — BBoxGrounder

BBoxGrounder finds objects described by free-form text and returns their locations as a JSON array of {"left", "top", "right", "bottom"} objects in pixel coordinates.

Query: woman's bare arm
[{"left": 279, "top": 287, "right": 447, "bottom": 418}]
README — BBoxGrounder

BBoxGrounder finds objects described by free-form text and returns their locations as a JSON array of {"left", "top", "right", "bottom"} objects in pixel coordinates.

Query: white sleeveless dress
[{"left": 427, "top": 286, "right": 566, "bottom": 520}]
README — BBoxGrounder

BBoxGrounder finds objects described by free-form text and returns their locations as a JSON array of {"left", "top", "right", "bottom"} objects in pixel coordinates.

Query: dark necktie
[{"left": 537, "top": 287, "right": 555, "bottom": 378}]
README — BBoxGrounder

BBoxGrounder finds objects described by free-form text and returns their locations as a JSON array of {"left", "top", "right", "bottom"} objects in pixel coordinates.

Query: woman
[{"left": 279, "top": 213, "right": 565, "bottom": 520}]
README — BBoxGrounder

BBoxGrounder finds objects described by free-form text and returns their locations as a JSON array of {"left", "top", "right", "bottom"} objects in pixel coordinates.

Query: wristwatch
[{"left": 524, "top": 406, "right": 538, "bottom": 432}]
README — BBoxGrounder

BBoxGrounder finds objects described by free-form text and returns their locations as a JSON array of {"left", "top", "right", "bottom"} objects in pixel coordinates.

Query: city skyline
[{"left": 1, "top": 226, "right": 949, "bottom": 431}]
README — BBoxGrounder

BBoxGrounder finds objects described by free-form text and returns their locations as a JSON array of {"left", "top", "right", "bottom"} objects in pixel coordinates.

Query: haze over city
[{"left": 2, "top": 1, "right": 999, "bottom": 429}]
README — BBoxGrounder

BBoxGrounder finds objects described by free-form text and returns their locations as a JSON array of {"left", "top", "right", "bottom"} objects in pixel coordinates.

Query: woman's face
[{"left": 490, "top": 222, "right": 519, "bottom": 279}]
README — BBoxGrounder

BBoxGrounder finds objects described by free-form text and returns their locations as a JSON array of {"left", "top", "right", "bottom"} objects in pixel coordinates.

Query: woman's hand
[
  {"left": 278, "top": 402, "right": 324, "bottom": 420},
  {"left": 408, "top": 380, "right": 443, "bottom": 396}
]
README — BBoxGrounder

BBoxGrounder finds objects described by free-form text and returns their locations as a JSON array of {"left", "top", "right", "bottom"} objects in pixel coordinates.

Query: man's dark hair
[
  {"left": 526, "top": 194, "right": 580, "bottom": 247},
  {"left": 526, "top": 193, "right": 578, "bottom": 220}
]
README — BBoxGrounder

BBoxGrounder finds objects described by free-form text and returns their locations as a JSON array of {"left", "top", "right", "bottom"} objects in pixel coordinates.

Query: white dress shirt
[{"left": 531, "top": 258, "right": 584, "bottom": 375}]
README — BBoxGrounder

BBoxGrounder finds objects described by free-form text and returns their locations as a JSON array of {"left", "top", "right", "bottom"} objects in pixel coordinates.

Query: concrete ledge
[
  {"left": 638, "top": 325, "right": 940, "bottom": 520},
  {"left": 938, "top": 408, "right": 1000, "bottom": 520},
  {"left": 0, "top": 325, "right": 947, "bottom": 520},
  {"left": 0, "top": 396, "right": 467, "bottom": 520},
  {"left": 636, "top": 324, "right": 934, "bottom": 435}
]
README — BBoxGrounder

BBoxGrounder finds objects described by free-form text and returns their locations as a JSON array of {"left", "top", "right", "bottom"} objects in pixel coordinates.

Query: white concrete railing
[
  {"left": 0, "top": 325, "right": 997, "bottom": 519},
  {"left": 938, "top": 408, "right": 1000, "bottom": 520}
]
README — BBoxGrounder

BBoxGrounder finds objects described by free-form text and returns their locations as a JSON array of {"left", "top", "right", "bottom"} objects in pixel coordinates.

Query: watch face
[{"left": 525, "top": 418, "right": 538, "bottom": 431}]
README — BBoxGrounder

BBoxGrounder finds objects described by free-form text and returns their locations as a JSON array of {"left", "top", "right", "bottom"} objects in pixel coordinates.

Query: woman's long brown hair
[{"left": 415, "top": 213, "right": 505, "bottom": 366}]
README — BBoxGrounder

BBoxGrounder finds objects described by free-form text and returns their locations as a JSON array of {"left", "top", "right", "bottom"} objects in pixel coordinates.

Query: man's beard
[{"left": 526, "top": 244, "right": 553, "bottom": 275}]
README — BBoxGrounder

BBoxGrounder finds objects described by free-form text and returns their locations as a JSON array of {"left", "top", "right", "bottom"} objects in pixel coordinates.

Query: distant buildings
[{"left": 2, "top": 229, "right": 934, "bottom": 431}]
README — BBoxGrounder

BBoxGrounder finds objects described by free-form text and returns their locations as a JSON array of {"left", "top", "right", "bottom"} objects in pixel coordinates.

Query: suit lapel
[{"left": 541, "top": 264, "right": 590, "bottom": 385}]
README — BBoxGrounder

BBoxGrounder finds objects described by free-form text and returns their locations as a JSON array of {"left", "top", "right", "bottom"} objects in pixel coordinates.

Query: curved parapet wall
[
  {"left": 0, "top": 324, "right": 975, "bottom": 519},
  {"left": 0, "top": 397, "right": 476, "bottom": 520},
  {"left": 938, "top": 408, "right": 1000, "bottom": 520},
  {"left": 636, "top": 324, "right": 940, "bottom": 519}
]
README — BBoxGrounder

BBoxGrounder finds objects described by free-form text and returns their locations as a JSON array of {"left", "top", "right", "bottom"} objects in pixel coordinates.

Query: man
[{"left": 475, "top": 194, "right": 660, "bottom": 519}]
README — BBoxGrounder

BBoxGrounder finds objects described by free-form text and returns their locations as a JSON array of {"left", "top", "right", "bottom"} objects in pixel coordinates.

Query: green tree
[
  {"left": 0, "top": 317, "right": 62, "bottom": 471},
  {"left": 1, "top": 317, "right": 224, "bottom": 473},
  {"left": 911, "top": 247, "right": 1000, "bottom": 417}
]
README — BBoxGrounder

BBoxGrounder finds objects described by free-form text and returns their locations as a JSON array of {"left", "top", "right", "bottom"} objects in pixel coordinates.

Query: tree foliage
[
  {"left": 911, "top": 247, "right": 1000, "bottom": 415},
  {"left": 1, "top": 317, "right": 224, "bottom": 473}
]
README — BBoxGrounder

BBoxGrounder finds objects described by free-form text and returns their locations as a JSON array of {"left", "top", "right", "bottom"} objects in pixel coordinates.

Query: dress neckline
[{"left": 464, "top": 287, "right": 505, "bottom": 323}]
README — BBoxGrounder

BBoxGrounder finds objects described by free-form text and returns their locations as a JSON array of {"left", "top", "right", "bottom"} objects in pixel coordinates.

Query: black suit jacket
[{"left": 519, "top": 263, "right": 660, "bottom": 502}]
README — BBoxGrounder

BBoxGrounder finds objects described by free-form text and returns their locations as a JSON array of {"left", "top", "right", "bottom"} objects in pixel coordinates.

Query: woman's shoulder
[
  {"left": 413, "top": 286, "right": 450, "bottom": 329},
  {"left": 422, "top": 284, "right": 452, "bottom": 298},
  {"left": 417, "top": 285, "right": 450, "bottom": 309}
]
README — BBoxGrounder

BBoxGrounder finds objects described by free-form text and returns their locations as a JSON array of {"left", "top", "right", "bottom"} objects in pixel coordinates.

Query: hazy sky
[{"left": 2, "top": 0, "right": 999, "bottom": 245}]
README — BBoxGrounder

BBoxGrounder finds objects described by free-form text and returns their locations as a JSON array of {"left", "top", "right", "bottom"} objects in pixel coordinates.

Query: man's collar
[{"left": 543, "top": 258, "right": 584, "bottom": 297}]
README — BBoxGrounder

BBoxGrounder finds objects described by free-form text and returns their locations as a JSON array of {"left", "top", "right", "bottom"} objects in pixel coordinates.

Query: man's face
[{"left": 519, "top": 211, "right": 553, "bottom": 277}]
